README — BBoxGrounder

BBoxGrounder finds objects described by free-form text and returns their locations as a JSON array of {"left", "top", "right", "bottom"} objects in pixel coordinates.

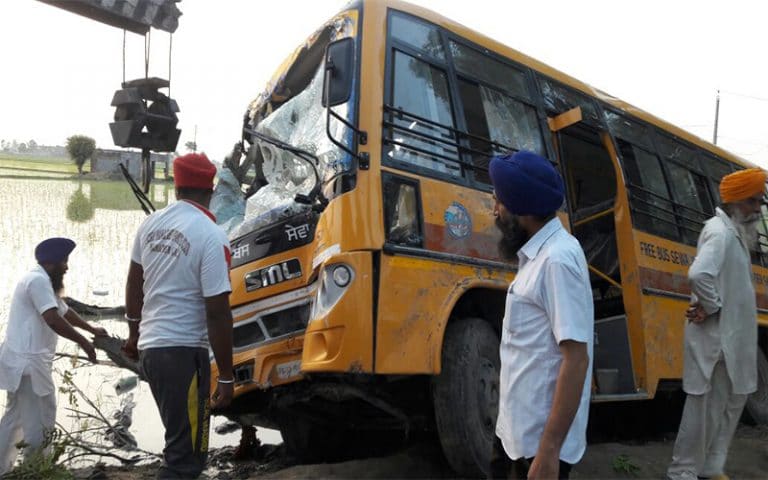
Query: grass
[
  {"left": 0, "top": 154, "right": 79, "bottom": 174},
  {"left": 611, "top": 454, "right": 641, "bottom": 476},
  {"left": 0, "top": 154, "right": 168, "bottom": 178},
  {"left": 1, "top": 432, "right": 74, "bottom": 480}
]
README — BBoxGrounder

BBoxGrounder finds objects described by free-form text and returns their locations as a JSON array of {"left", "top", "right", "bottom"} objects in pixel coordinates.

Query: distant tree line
[{"left": 1, "top": 138, "right": 38, "bottom": 153}]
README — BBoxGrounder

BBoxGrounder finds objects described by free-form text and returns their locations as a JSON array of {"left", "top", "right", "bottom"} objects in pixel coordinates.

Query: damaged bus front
[{"left": 210, "top": 5, "right": 382, "bottom": 455}]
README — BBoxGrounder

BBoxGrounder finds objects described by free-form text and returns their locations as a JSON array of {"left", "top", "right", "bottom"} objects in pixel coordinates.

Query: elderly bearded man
[
  {"left": 0, "top": 237, "right": 106, "bottom": 474},
  {"left": 488, "top": 151, "right": 593, "bottom": 480},
  {"left": 667, "top": 168, "right": 766, "bottom": 480}
]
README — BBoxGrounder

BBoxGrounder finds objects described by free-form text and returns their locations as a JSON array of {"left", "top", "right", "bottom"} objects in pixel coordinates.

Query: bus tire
[
  {"left": 745, "top": 346, "right": 768, "bottom": 425},
  {"left": 432, "top": 317, "right": 500, "bottom": 478}
]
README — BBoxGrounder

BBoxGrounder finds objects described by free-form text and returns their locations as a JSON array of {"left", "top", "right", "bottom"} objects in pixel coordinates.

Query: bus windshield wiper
[{"left": 243, "top": 126, "right": 329, "bottom": 209}]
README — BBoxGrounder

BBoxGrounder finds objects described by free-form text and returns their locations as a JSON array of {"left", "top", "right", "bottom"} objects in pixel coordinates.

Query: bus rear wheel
[
  {"left": 745, "top": 346, "right": 768, "bottom": 425},
  {"left": 432, "top": 317, "right": 500, "bottom": 478}
]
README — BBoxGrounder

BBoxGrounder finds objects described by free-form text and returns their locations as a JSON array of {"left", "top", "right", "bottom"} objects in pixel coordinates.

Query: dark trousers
[
  {"left": 141, "top": 347, "right": 211, "bottom": 479},
  {"left": 490, "top": 436, "right": 573, "bottom": 480}
]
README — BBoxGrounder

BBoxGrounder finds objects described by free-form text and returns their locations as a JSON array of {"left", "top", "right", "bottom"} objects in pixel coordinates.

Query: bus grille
[{"left": 233, "top": 303, "right": 311, "bottom": 350}]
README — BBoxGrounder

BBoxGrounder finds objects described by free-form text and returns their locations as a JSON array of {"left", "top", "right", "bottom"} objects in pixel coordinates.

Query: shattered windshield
[{"left": 213, "top": 12, "right": 358, "bottom": 240}]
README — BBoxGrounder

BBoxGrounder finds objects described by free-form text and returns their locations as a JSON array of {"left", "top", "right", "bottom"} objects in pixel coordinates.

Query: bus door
[{"left": 549, "top": 114, "right": 637, "bottom": 397}]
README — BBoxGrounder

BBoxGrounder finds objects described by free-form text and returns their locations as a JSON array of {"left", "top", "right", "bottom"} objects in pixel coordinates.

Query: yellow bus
[{"left": 213, "top": 0, "right": 768, "bottom": 476}]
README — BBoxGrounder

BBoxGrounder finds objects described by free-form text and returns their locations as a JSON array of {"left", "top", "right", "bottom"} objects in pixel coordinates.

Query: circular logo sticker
[{"left": 444, "top": 201, "right": 472, "bottom": 239}]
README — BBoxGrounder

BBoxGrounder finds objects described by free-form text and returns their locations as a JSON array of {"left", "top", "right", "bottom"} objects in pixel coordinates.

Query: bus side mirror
[{"left": 322, "top": 37, "right": 354, "bottom": 107}]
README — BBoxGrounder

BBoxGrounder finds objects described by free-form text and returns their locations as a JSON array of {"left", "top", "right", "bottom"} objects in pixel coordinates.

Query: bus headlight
[
  {"left": 332, "top": 265, "right": 351, "bottom": 287},
  {"left": 312, "top": 263, "right": 354, "bottom": 321}
]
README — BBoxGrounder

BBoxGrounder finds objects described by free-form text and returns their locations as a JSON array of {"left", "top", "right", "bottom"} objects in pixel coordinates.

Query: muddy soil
[
  {"left": 241, "top": 426, "right": 768, "bottom": 479},
  {"left": 77, "top": 395, "right": 768, "bottom": 479},
  {"left": 75, "top": 424, "right": 768, "bottom": 480}
]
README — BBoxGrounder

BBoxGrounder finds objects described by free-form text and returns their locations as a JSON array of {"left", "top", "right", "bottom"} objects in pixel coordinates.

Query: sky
[{"left": 2, "top": 0, "right": 768, "bottom": 167}]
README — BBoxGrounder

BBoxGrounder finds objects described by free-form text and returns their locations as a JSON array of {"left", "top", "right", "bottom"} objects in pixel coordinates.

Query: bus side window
[
  {"left": 616, "top": 139, "right": 679, "bottom": 240},
  {"left": 449, "top": 41, "right": 543, "bottom": 185},
  {"left": 758, "top": 205, "right": 768, "bottom": 259},
  {"left": 729, "top": 163, "right": 768, "bottom": 264},
  {"left": 390, "top": 12, "right": 446, "bottom": 60},
  {"left": 665, "top": 161, "right": 711, "bottom": 245},
  {"left": 457, "top": 78, "right": 544, "bottom": 185},
  {"left": 655, "top": 134, "right": 714, "bottom": 245},
  {"left": 539, "top": 77, "right": 602, "bottom": 127},
  {"left": 701, "top": 155, "right": 732, "bottom": 205},
  {"left": 386, "top": 50, "right": 461, "bottom": 176},
  {"left": 607, "top": 110, "right": 679, "bottom": 240}
]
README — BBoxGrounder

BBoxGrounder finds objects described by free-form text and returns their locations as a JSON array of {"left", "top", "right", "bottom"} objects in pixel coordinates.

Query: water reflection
[
  {"left": 0, "top": 176, "right": 279, "bottom": 457},
  {"left": 66, "top": 184, "right": 94, "bottom": 223}
]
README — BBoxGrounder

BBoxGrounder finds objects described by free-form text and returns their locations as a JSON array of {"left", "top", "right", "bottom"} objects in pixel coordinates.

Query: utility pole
[
  {"left": 193, "top": 125, "right": 198, "bottom": 152},
  {"left": 713, "top": 90, "right": 720, "bottom": 145}
]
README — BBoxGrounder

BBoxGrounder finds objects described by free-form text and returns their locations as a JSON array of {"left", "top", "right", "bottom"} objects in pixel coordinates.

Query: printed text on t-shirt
[{"left": 145, "top": 229, "right": 191, "bottom": 257}]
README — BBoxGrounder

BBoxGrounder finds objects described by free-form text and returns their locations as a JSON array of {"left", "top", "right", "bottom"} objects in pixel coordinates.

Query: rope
[
  {"left": 168, "top": 33, "right": 173, "bottom": 97},
  {"left": 122, "top": 29, "right": 126, "bottom": 84},
  {"left": 144, "top": 30, "right": 151, "bottom": 79}
]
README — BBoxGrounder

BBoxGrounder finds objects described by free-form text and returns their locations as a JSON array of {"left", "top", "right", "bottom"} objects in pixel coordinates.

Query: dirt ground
[{"left": 78, "top": 424, "right": 768, "bottom": 480}]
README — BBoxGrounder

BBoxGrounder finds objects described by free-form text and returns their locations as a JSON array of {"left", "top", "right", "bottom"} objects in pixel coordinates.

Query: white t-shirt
[
  {"left": 496, "top": 217, "right": 594, "bottom": 464},
  {"left": 0, "top": 265, "right": 68, "bottom": 396},
  {"left": 132, "top": 200, "right": 231, "bottom": 350}
]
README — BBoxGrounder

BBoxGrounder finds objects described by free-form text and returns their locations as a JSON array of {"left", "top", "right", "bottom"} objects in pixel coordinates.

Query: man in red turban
[
  {"left": 668, "top": 167, "right": 766, "bottom": 480},
  {"left": 123, "top": 153, "right": 234, "bottom": 479}
]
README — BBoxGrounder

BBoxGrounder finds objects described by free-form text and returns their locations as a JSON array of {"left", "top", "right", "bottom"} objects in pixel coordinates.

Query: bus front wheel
[
  {"left": 745, "top": 346, "right": 768, "bottom": 425},
  {"left": 432, "top": 317, "right": 500, "bottom": 478}
]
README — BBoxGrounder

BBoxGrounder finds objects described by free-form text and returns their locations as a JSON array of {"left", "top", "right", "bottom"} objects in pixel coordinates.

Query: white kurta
[
  {"left": 0, "top": 265, "right": 65, "bottom": 473},
  {"left": 684, "top": 208, "right": 757, "bottom": 395},
  {"left": 495, "top": 218, "right": 594, "bottom": 465},
  {"left": 668, "top": 207, "right": 756, "bottom": 480}
]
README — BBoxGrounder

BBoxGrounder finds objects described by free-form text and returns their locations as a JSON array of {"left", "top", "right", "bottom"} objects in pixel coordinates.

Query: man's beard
[
  {"left": 495, "top": 214, "right": 529, "bottom": 262},
  {"left": 48, "top": 265, "right": 66, "bottom": 295},
  {"left": 731, "top": 209, "right": 761, "bottom": 250}
]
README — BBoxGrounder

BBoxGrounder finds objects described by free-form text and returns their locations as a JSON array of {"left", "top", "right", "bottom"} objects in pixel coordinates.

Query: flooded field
[{"left": 0, "top": 175, "right": 280, "bottom": 459}]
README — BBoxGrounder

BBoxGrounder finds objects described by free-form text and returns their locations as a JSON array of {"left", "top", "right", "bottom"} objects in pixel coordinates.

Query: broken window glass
[
  {"left": 458, "top": 79, "right": 543, "bottom": 184},
  {"left": 210, "top": 167, "right": 246, "bottom": 234},
  {"left": 540, "top": 77, "right": 601, "bottom": 125},
  {"left": 223, "top": 14, "right": 357, "bottom": 240},
  {"left": 383, "top": 175, "right": 422, "bottom": 246},
  {"left": 655, "top": 134, "right": 699, "bottom": 170},
  {"left": 480, "top": 87, "right": 543, "bottom": 155},
  {"left": 605, "top": 110, "right": 654, "bottom": 151}
]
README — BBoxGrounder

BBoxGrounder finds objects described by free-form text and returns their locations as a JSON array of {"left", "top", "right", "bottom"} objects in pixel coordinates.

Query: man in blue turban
[
  {"left": 488, "top": 151, "right": 593, "bottom": 480},
  {"left": 0, "top": 237, "right": 106, "bottom": 474}
]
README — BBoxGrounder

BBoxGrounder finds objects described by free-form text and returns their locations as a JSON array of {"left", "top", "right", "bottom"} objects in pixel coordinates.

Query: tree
[
  {"left": 28, "top": 139, "right": 37, "bottom": 151},
  {"left": 184, "top": 140, "right": 197, "bottom": 152},
  {"left": 66, "top": 135, "right": 96, "bottom": 175},
  {"left": 18, "top": 142, "right": 28, "bottom": 153}
]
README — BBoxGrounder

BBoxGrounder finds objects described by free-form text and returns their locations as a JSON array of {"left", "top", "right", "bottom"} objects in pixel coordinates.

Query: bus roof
[
  {"left": 248, "top": 0, "right": 756, "bottom": 170},
  {"left": 376, "top": 0, "right": 755, "bottom": 169}
]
